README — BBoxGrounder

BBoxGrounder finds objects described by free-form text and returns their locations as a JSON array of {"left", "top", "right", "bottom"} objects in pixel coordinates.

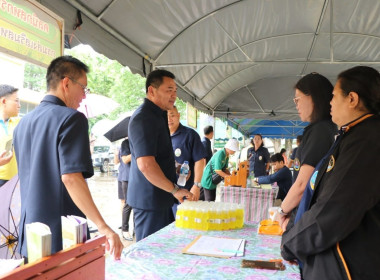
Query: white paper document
[{"left": 182, "top": 235, "right": 245, "bottom": 258}]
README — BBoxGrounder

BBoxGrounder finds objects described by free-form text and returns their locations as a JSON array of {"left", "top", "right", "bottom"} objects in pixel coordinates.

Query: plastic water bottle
[{"left": 177, "top": 161, "right": 189, "bottom": 186}]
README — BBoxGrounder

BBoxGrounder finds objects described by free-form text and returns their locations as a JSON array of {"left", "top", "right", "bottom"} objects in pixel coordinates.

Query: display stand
[
  {"left": 0, "top": 235, "right": 106, "bottom": 280},
  {"left": 224, "top": 160, "right": 249, "bottom": 188}
]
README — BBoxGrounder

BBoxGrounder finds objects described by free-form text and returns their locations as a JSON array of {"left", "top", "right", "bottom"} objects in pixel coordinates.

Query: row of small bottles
[{"left": 175, "top": 201, "right": 244, "bottom": 230}]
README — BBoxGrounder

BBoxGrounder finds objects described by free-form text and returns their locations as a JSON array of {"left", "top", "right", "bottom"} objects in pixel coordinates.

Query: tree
[
  {"left": 23, "top": 63, "right": 46, "bottom": 92},
  {"left": 23, "top": 45, "right": 188, "bottom": 130}
]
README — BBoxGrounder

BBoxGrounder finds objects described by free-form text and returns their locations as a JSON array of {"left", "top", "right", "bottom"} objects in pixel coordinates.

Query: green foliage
[
  {"left": 23, "top": 63, "right": 47, "bottom": 92},
  {"left": 175, "top": 98, "right": 187, "bottom": 121},
  {"left": 23, "top": 45, "right": 188, "bottom": 130}
]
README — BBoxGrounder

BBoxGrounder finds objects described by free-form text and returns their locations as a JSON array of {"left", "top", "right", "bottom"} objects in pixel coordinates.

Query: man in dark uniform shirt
[
  {"left": 14, "top": 56, "right": 122, "bottom": 260},
  {"left": 201, "top": 125, "right": 213, "bottom": 163},
  {"left": 127, "top": 69, "right": 193, "bottom": 241},
  {"left": 254, "top": 153, "right": 292, "bottom": 201},
  {"left": 168, "top": 106, "right": 206, "bottom": 207}
]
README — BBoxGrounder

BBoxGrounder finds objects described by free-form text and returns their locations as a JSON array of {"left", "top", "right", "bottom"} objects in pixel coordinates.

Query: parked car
[{"left": 92, "top": 145, "right": 114, "bottom": 173}]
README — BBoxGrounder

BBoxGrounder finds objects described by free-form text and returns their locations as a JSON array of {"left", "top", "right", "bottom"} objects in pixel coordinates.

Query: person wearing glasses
[
  {"left": 281, "top": 66, "right": 380, "bottom": 280},
  {"left": 0, "top": 84, "right": 20, "bottom": 187},
  {"left": 278, "top": 73, "right": 337, "bottom": 231},
  {"left": 13, "top": 56, "right": 123, "bottom": 261}
]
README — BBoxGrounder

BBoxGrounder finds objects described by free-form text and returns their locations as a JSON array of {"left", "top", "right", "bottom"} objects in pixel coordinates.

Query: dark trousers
[
  {"left": 199, "top": 187, "right": 205, "bottom": 200},
  {"left": 133, "top": 207, "right": 174, "bottom": 242},
  {"left": 120, "top": 181, "right": 132, "bottom": 231},
  {"left": 204, "top": 188, "right": 216, "bottom": 201}
]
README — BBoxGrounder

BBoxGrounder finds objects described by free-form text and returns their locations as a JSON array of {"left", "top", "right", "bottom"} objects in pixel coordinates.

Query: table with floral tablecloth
[{"left": 106, "top": 223, "right": 300, "bottom": 280}]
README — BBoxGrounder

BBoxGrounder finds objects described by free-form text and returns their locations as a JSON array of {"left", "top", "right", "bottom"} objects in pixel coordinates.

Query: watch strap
[
  {"left": 194, "top": 182, "right": 202, "bottom": 188},
  {"left": 171, "top": 184, "right": 180, "bottom": 195}
]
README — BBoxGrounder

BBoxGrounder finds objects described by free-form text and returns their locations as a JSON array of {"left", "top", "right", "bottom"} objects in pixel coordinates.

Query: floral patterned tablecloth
[{"left": 106, "top": 223, "right": 300, "bottom": 280}]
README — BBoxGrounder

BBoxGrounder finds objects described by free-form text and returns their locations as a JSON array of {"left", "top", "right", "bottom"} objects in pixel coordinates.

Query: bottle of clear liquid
[{"left": 177, "top": 161, "right": 189, "bottom": 186}]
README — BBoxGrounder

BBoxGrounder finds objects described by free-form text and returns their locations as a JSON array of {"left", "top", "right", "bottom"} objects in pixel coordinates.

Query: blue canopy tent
[{"left": 227, "top": 119, "right": 307, "bottom": 139}]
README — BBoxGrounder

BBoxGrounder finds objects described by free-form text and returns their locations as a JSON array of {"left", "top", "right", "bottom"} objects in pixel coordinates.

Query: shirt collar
[
  {"left": 143, "top": 98, "right": 167, "bottom": 118},
  {"left": 171, "top": 123, "right": 185, "bottom": 137},
  {"left": 41, "top": 95, "right": 67, "bottom": 107}
]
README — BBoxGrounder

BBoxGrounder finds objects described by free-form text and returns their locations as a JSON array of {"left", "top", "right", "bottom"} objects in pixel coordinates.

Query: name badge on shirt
[
  {"left": 310, "top": 170, "right": 318, "bottom": 190},
  {"left": 259, "top": 156, "right": 262, "bottom": 160},
  {"left": 175, "top": 148, "right": 181, "bottom": 157},
  {"left": 327, "top": 155, "right": 335, "bottom": 172},
  {"left": 294, "top": 158, "right": 300, "bottom": 171}
]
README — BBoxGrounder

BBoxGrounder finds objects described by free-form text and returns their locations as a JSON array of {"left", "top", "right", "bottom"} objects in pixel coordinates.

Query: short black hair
[
  {"left": 270, "top": 153, "right": 284, "bottom": 163},
  {"left": 280, "top": 148, "right": 286, "bottom": 154},
  {"left": 338, "top": 66, "right": 380, "bottom": 115},
  {"left": 146, "top": 69, "right": 175, "bottom": 93},
  {"left": 46, "top": 55, "right": 89, "bottom": 91},
  {"left": 296, "top": 135, "right": 303, "bottom": 143},
  {"left": 295, "top": 73, "right": 333, "bottom": 123},
  {"left": 204, "top": 125, "right": 213, "bottom": 135},
  {"left": 0, "top": 84, "right": 18, "bottom": 98}
]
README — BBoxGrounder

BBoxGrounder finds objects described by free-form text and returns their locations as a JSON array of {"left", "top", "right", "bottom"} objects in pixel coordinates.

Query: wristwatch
[
  {"left": 171, "top": 184, "right": 180, "bottom": 195},
  {"left": 278, "top": 207, "right": 288, "bottom": 216},
  {"left": 193, "top": 182, "right": 202, "bottom": 188}
]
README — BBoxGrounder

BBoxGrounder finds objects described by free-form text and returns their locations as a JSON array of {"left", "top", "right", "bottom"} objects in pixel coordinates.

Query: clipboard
[{"left": 182, "top": 235, "right": 245, "bottom": 258}]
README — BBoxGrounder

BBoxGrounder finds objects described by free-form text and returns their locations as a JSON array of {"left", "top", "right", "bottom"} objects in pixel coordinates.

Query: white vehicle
[{"left": 92, "top": 145, "right": 114, "bottom": 173}]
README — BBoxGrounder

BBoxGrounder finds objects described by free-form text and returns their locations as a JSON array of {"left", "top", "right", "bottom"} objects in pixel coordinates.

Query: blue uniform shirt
[
  {"left": 247, "top": 146, "right": 270, "bottom": 176},
  {"left": 14, "top": 95, "right": 93, "bottom": 257},
  {"left": 201, "top": 136, "right": 212, "bottom": 163},
  {"left": 171, "top": 123, "right": 206, "bottom": 190},
  {"left": 127, "top": 98, "right": 176, "bottom": 210},
  {"left": 257, "top": 166, "right": 292, "bottom": 200},
  {"left": 118, "top": 139, "right": 131, "bottom": 182}
]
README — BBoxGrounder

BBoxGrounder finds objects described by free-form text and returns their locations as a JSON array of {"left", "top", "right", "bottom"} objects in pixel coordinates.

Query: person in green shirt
[{"left": 201, "top": 138, "right": 239, "bottom": 201}]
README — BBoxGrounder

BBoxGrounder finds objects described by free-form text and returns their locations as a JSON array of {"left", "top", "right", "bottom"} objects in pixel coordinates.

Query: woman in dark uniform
[
  {"left": 247, "top": 134, "right": 270, "bottom": 177},
  {"left": 281, "top": 66, "right": 380, "bottom": 280},
  {"left": 278, "top": 73, "right": 337, "bottom": 230}
]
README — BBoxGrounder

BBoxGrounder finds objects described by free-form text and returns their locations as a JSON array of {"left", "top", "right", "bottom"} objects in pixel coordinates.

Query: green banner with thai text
[
  {"left": 187, "top": 103, "right": 197, "bottom": 129},
  {"left": 0, "top": 0, "right": 63, "bottom": 67}
]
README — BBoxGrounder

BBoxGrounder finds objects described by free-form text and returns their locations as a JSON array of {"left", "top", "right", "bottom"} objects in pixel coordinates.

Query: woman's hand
[{"left": 280, "top": 215, "right": 290, "bottom": 232}]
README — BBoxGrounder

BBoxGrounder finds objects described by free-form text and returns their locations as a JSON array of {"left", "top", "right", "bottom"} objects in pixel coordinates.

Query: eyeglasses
[
  {"left": 293, "top": 96, "right": 303, "bottom": 105},
  {"left": 64, "top": 77, "right": 90, "bottom": 95},
  {"left": 8, "top": 98, "right": 20, "bottom": 104}
]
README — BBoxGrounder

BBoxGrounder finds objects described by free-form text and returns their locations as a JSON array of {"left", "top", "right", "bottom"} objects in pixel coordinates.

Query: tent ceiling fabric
[{"left": 39, "top": 0, "right": 380, "bottom": 137}]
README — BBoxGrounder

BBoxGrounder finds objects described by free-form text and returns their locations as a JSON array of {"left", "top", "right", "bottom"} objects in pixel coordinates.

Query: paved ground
[{"left": 87, "top": 170, "right": 135, "bottom": 247}]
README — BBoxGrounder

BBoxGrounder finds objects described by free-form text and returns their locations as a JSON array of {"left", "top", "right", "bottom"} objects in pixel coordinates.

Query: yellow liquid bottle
[
  {"left": 236, "top": 204, "right": 244, "bottom": 228},
  {"left": 221, "top": 207, "right": 229, "bottom": 230},
  {"left": 175, "top": 205, "right": 184, "bottom": 228},
  {"left": 209, "top": 206, "right": 216, "bottom": 230},
  {"left": 189, "top": 206, "right": 196, "bottom": 229},
  {"left": 215, "top": 208, "right": 222, "bottom": 230},
  {"left": 228, "top": 204, "right": 235, "bottom": 229},
  {"left": 193, "top": 206, "right": 201, "bottom": 230},
  {"left": 182, "top": 205, "right": 190, "bottom": 229}
]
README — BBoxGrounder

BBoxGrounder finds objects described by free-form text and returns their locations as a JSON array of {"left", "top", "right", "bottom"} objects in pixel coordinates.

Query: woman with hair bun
[
  {"left": 279, "top": 73, "right": 337, "bottom": 230},
  {"left": 281, "top": 66, "right": 380, "bottom": 280}
]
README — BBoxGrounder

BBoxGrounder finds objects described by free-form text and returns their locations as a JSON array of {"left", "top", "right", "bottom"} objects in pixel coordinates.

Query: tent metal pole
[{"left": 212, "top": 110, "right": 215, "bottom": 151}]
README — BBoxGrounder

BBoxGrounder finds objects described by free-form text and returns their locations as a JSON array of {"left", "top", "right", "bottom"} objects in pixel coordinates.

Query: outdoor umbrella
[
  {"left": 78, "top": 94, "right": 119, "bottom": 118},
  {"left": 0, "top": 175, "right": 22, "bottom": 259},
  {"left": 104, "top": 116, "right": 130, "bottom": 142}
]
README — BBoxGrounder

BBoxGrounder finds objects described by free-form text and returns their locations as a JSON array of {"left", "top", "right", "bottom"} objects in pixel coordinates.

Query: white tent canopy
[{"left": 39, "top": 0, "right": 380, "bottom": 136}]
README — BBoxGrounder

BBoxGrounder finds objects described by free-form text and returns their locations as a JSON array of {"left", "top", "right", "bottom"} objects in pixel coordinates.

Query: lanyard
[
  {"left": 0, "top": 119, "right": 9, "bottom": 135},
  {"left": 295, "top": 113, "right": 374, "bottom": 224}
]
